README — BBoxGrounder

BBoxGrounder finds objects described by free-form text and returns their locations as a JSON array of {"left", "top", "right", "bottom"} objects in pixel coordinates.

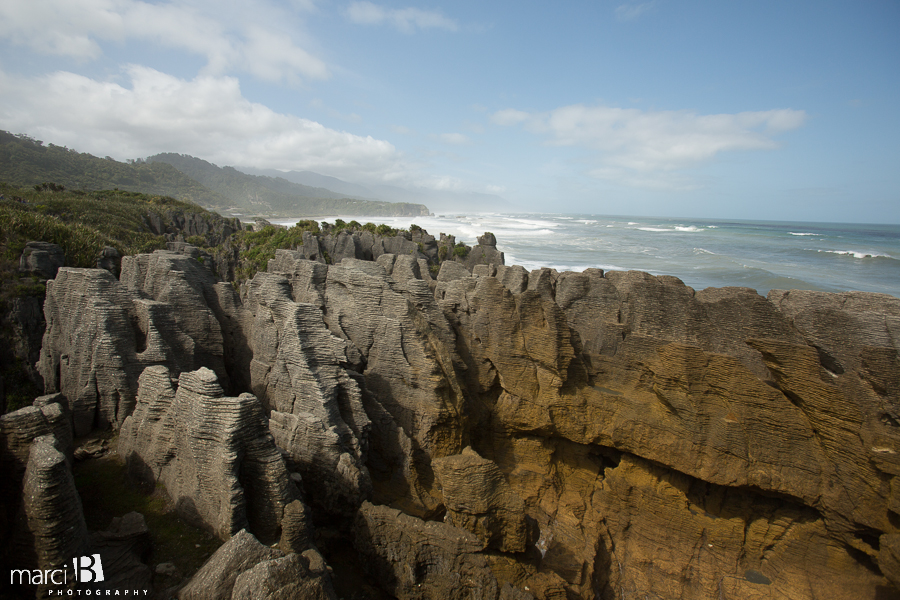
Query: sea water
[{"left": 272, "top": 214, "right": 900, "bottom": 297}]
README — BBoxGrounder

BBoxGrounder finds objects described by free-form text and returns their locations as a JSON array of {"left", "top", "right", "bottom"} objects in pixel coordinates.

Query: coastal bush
[
  {"left": 0, "top": 184, "right": 190, "bottom": 266},
  {"left": 453, "top": 242, "right": 469, "bottom": 259},
  {"left": 232, "top": 219, "right": 321, "bottom": 280}
]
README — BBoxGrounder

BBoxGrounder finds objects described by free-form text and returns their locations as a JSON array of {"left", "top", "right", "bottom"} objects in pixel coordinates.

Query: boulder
[
  {"left": 179, "top": 529, "right": 335, "bottom": 600},
  {"left": 19, "top": 241, "right": 64, "bottom": 279}
]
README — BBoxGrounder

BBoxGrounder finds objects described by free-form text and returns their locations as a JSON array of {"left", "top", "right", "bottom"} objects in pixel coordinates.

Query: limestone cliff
[{"left": 13, "top": 234, "right": 900, "bottom": 599}]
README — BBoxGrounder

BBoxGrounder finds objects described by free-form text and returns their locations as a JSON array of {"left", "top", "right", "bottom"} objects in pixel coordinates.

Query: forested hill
[
  {"left": 147, "top": 153, "right": 430, "bottom": 217},
  {"left": 0, "top": 131, "right": 430, "bottom": 217},
  {"left": 0, "top": 131, "right": 230, "bottom": 208}
]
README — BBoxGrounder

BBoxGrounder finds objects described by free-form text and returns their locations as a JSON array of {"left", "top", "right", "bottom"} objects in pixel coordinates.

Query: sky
[{"left": 1, "top": 0, "right": 898, "bottom": 222}]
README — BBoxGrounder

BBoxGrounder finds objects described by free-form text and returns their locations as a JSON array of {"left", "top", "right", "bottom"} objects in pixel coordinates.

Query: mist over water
[{"left": 273, "top": 214, "right": 900, "bottom": 297}]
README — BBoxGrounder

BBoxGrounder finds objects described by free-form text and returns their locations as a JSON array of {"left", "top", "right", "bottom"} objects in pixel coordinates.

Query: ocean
[{"left": 272, "top": 214, "right": 900, "bottom": 298}]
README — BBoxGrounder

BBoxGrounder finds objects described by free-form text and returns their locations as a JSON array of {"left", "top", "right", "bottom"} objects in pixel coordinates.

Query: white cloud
[
  {"left": 437, "top": 133, "right": 469, "bottom": 145},
  {"left": 615, "top": 1, "right": 658, "bottom": 22},
  {"left": 0, "top": 66, "right": 417, "bottom": 184},
  {"left": 0, "top": 0, "right": 328, "bottom": 83},
  {"left": 345, "top": 1, "right": 457, "bottom": 33},
  {"left": 490, "top": 109, "right": 530, "bottom": 126},
  {"left": 492, "top": 103, "right": 806, "bottom": 188}
]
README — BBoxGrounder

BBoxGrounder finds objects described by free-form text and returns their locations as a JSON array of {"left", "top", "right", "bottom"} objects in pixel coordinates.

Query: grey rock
[
  {"left": 278, "top": 499, "right": 312, "bottom": 554},
  {"left": 89, "top": 511, "right": 153, "bottom": 592},
  {"left": 96, "top": 246, "right": 122, "bottom": 276},
  {"left": 19, "top": 241, "right": 64, "bottom": 279},
  {"left": 244, "top": 271, "right": 371, "bottom": 515},
  {"left": 19, "top": 434, "right": 89, "bottom": 572},
  {"left": 494, "top": 265, "right": 529, "bottom": 295},
  {"left": 156, "top": 562, "right": 179, "bottom": 578},
  {"left": 477, "top": 232, "right": 497, "bottom": 247},
  {"left": 178, "top": 529, "right": 282, "bottom": 600},
  {"left": 437, "top": 260, "right": 471, "bottom": 282},
  {"left": 231, "top": 552, "right": 337, "bottom": 600},
  {"left": 120, "top": 366, "right": 297, "bottom": 542},
  {"left": 433, "top": 447, "right": 527, "bottom": 552},
  {"left": 38, "top": 267, "right": 139, "bottom": 435},
  {"left": 354, "top": 502, "right": 500, "bottom": 600}
]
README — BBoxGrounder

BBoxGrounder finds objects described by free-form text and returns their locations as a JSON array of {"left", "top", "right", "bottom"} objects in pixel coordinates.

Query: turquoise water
[{"left": 273, "top": 214, "right": 900, "bottom": 297}]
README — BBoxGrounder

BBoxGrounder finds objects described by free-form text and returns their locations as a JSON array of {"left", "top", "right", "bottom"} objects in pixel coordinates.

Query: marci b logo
[{"left": 73, "top": 554, "right": 104, "bottom": 583}]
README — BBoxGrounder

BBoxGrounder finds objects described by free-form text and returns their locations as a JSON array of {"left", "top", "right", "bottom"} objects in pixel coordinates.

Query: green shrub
[{"left": 453, "top": 242, "right": 469, "bottom": 259}]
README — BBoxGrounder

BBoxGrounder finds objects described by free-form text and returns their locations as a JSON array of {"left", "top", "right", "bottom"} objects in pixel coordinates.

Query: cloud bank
[
  {"left": 0, "top": 0, "right": 328, "bottom": 83},
  {"left": 0, "top": 66, "right": 419, "bottom": 185},
  {"left": 493, "top": 103, "right": 806, "bottom": 189},
  {"left": 344, "top": 1, "right": 457, "bottom": 33}
]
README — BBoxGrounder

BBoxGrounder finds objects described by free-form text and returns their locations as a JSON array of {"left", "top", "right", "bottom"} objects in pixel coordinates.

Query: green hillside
[
  {"left": 0, "top": 131, "right": 232, "bottom": 208},
  {"left": 147, "top": 153, "right": 431, "bottom": 217},
  {"left": 0, "top": 131, "right": 430, "bottom": 218}
]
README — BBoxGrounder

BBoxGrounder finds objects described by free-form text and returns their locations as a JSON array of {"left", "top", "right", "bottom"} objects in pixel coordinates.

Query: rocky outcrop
[
  {"left": 119, "top": 366, "right": 299, "bottom": 543},
  {"left": 11, "top": 226, "right": 900, "bottom": 599},
  {"left": 19, "top": 241, "right": 64, "bottom": 279},
  {"left": 353, "top": 502, "right": 502, "bottom": 600},
  {"left": 143, "top": 208, "right": 241, "bottom": 247},
  {"left": 178, "top": 529, "right": 336, "bottom": 600},
  {"left": 243, "top": 271, "right": 372, "bottom": 515},
  {"left": 38, "top": 249, "right": 245, "bottom": 435},
  {"left": 17, "top": 433, "right": 89, "bottom": 573},
  {"left": 38, "top": 267, "right": 142, "bottom": 435},
  {"left": 430, "top": 269, "right": 900, "bottom": 598},
  {"left": 433, "top": 447, "right": 528, "bottom": 552},
  {"left": 462, "top": 231, "right": 505, "bottom": 271},
  {"left": 268, "top": 253, "right": 468, "bottom": 517}
]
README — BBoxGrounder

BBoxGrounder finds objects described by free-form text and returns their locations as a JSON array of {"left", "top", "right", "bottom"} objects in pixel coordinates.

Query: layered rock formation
[
  {"left": 37, "top": 248, "right": 239, "bottom": 435},
  {"left": 120, "top": 366, "right": 299, "bottom": 543},
  {"left": 178, "top": 529, "right": 336, "bottom": 600},
  {"left": 11, "top": 231, "right": 900, "bottom": 599}
]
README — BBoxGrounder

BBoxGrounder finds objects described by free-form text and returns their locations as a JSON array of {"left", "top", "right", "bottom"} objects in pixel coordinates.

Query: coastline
[{"left": 272, "top": 213, "right": 900, "bottom": 297}]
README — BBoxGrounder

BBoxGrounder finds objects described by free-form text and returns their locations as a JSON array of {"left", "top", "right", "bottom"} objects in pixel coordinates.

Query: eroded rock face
[
  {"left": 18, "top": 433, "right": 89, "bottom": 573},
  {"left": 19, "top": 236, "right": 900, "bottom": 599},
  {"left": 243, "top": 271, "right": 372, "bottom": 515},
  {"left": 119, "top": 366, "right": 299, "bottom": 543},
  {"left": 353, "top": 502, "right": 501, "bottom": 600},
  {"left": 266, "top": 252, "right": 467, "bottom": 517},
  {"left": 19, "top": 241, "right": 65, "bottom": 279},
  {"left": 38, "top": 250, "right": 245, "bottom": 435},
  {"left": 38, "top": 268, "right": 140, "bottom": 435},
  {"left": 178, "top": 529, "right": 336, "bottom": 600},
  {"left": 433, "top": 447, "right": 527, "bottom": 552},
  {"left": 432, "top": 269, "right": 900, "bottom": 599}
]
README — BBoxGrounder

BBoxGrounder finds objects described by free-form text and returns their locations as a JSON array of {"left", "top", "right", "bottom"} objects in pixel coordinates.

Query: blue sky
[{"left": 1, "top": 0, "right": 898, "bottom": 222}]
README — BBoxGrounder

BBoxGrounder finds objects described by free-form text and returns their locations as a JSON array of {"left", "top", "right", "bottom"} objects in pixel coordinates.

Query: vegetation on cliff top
[
  {"left": 0, "top": 184, "right": 208, "bottom": 412},
  {"left": 0, "top": 182, "right": 203, "bottom": 267}
]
